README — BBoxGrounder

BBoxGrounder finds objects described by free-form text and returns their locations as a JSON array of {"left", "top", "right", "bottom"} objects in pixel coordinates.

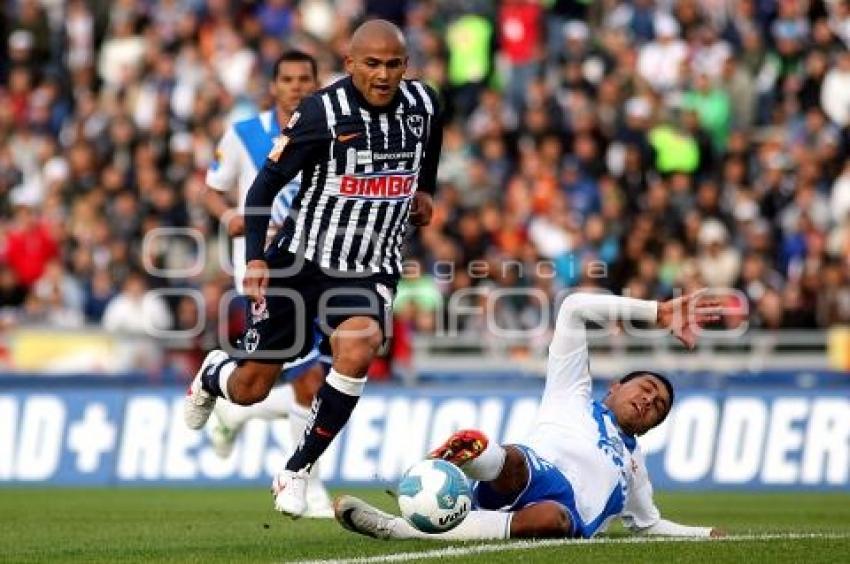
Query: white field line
[{"left": 292, "top": 533, "right": 850, "bottom": 564}]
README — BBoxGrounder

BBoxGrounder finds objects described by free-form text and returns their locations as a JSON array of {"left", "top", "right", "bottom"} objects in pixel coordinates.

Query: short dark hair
[
  {"left": 620, "top": 370, "right": 675, "bottom": 420},
  {"left": 273, "top": 50, "right": 318, "bottom": 80}
]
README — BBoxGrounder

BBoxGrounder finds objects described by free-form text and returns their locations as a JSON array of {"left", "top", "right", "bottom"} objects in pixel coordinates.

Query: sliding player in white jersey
[
  {"left": 335, "top": 291, "right": 727, "bottom": 539},
  {"left": 203, "top": 50, "right": 332, "bottom": 518}
]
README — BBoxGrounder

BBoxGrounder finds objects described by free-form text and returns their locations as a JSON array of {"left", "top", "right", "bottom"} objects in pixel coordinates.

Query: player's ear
[
  {"left": 608, "top": 381, "right": 621, "bottom": 395},
  {"left": 344, "top": 55, "right": 355, "bottom": 75}
]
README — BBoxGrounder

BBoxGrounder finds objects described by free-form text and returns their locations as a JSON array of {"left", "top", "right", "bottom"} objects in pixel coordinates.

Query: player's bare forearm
[{"left": 203, "top": 187, "right": 244, "bottom": 237}]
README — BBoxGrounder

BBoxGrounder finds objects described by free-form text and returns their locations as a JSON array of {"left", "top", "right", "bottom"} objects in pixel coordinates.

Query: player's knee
[
  {"left": 228, "top": 377, "right": 270, "bottom": 405},
  {"left": 330, "top": 319, "right": 382, "bottom": 370}
]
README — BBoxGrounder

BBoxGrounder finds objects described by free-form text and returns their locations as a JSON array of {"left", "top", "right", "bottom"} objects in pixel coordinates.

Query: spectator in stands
[
  {"left": 0, "top": 0, "right": 846, "bottom": 378},
  {"left": 697, "top": 219, "right": 741, "bottom": 289},
  {"left": 2, "top": 200, "right": 58, "bottom": 288},
  {"left": 101, "top": 272, "right": 172, "bottom": 336}
]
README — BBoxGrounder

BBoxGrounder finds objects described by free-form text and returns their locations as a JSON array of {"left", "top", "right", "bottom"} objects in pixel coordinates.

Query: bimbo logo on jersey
[{"left": 339, "top": 173, "right": 416, "bottom": 199}]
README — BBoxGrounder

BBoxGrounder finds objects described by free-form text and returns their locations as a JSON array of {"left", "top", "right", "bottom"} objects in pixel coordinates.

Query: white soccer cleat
[
  {"left": 334, "top": 495, "right": 399, "bottom": 540},
  {"left": 207, "top": 406, "right": 242, "bottom": 459},
  {"left": 183, "top": 350, "right": 228, "bottom": 430},
  {"left": 272, "top": 468, "right": 309, "bottom": 518},
  {"left": 303, "top": 478, "right": 335, "bottom": 519}
]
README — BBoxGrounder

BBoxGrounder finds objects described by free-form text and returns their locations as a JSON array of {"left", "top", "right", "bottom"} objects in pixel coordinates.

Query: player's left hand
[
  {"left": 657, "top": 289, "right": 723, "bottom": 349},
  {"left": 409, "top": 192, "right": 433, "bottom": 226}
]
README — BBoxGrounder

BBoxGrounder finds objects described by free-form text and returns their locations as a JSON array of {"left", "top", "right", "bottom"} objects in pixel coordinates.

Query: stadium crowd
[{"left": 1, "top": 0, "right": 850, "bottom": 375}]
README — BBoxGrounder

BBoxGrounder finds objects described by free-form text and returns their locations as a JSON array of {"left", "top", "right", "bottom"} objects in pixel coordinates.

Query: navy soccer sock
[
  {"left": 200, "top": 357, "right": 236, "bottom": 399},
  {"left": 286, "top": 369, "right": 364, "bottom": 472}
]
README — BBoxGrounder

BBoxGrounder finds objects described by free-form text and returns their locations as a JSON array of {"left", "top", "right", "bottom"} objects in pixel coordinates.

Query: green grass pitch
[{"left": 1, "top": 489, "right": 849, "bottom": 563}]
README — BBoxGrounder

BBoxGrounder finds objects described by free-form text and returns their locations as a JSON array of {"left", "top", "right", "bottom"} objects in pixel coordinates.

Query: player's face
[
  {"left": 346, "top": 40, "right": 407, "bottom": 107},
  {"left": 271, "top": 61, "right": 318, "bottom": 114},
  {"left": 607, "top": 375, "right": 671, "bottom": 436}
]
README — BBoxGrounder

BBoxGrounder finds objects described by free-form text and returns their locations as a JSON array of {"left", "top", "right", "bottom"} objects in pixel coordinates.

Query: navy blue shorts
[
  {"left": 473, "top": 444, "right": 584, "bottom": 538},
  {"left": 240, "top": 249, "right": 395, "bottom": 365}
]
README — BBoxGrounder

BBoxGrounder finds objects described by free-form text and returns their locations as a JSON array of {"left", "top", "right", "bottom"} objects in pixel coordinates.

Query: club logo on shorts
[
  {"left": 406, "top": 114, "right": 424, "bottom": 138},
  {"left": 251, "top": 298, "right": 269, "bottom": 324},
  {"left": 244, "top": 328, "right": 260, "bottom": 352}
]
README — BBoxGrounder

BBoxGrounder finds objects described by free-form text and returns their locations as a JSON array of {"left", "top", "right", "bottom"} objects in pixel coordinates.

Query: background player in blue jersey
[
  {"left": 335, "top": 291, "right": 728, "bottom": 540},
  {"left": 201, "top": 51, "right": 333, "bottom": 517},
  {"left": 184, "top": 20, "right": 444, "bottom": 518}
]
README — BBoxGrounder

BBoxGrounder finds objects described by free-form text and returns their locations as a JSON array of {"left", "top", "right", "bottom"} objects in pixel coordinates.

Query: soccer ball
[{"left": 397, "top": 459, "right": 472, "bottom": 533}]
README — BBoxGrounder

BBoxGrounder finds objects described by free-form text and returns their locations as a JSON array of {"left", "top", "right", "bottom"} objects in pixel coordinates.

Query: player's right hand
[
  {"left": 244, "top": 260, "right": 269, "bottom": 302},
  {"left": 657, "top": 289, "right": 723, "bottom": 349}
]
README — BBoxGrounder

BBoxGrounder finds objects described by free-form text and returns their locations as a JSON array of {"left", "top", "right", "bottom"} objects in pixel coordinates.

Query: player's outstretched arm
[
  {"left": 551, "top": 292, "right": 659, "bottom": 357},
  {"left": 551, "top": 291, "right": 722, "bottom": 357}
]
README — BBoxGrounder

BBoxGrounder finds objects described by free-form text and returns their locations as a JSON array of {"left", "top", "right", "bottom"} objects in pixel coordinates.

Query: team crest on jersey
[
  {"left": 244, "top": 328, "right": 261, "bottom": 352},
  {"left": 406, "top": 114, "right": 424, "bottom": 138},
  {"left": 210, "top": 149, "right": 223, "bottom": 172},
  {"left": 268, "top": 135, "right": 290, "bottom": 161},
  {"left": 609, "top": 436, "right": 625, "bottom": 458}
]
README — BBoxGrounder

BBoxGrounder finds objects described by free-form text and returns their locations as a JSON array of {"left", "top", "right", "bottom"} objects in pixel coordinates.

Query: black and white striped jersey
[{"left": 244, "top": 76, "right": 443, "bottom": 278}]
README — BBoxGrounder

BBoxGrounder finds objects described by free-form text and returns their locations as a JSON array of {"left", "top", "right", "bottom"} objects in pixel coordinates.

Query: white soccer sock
[
  {"left": 251, "top": 384, "right": 296, "bottom": 420},
  {"left": 391, "top": 511, "right": 512, "bottom": 540},
  {"left": 461, "top": 441, "right": 506, "bottom": 481},
  {"left": 288, "top": 400, "right": 309, "bottom": 450},
  {"left": 216, "top": 384, "right": 295, "bottom": 429},
  {"left": 326, "top": 368, "right": 367, "bottom": 396}
]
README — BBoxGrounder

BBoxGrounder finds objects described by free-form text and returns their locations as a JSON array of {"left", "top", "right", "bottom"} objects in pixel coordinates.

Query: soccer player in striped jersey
[
  {"left": 335, "top": 291, "right": 727, "bottom": 540},
  {"left": 201, "top": 51, "right": 334, "bottom": 518},
  {"left": 183, "top": 19, "right": 444, "bottom": 518}
]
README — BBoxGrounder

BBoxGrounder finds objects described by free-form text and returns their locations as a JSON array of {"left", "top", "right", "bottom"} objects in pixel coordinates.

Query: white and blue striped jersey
[
  {"left": 525, "top": 294, "right": 662, "bottom": 537},
  {"left": 206, "top": 109, "right": 300, "bottom": 292},
  {"left": 244, "top": 76, "right": 443, "bottom": 277}
]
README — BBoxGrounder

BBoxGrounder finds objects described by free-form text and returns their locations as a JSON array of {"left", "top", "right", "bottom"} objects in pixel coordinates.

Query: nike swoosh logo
[
  {"left": 337, "top": 132, "right": 361, "bottom": 142},
  {"left": 315, "top": 426, "right": 334, "bottom": 438}
]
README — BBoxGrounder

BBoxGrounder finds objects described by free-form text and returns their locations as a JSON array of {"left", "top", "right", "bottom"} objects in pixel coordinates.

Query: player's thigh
[
  {"left": 474, "top": 444, "right": 581, "bottom": 538},
  {"left": 487, "top": 445, "right": 530, "bottom": 494},
  {"left": 316, "top": 276, "right": 395, "bottom": 352},
  {"left": 243, "top": 254, "right": 319, "bottom": 363},
  {"left": 510, "top": 501, "right": 573, "bottom": 538}
]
